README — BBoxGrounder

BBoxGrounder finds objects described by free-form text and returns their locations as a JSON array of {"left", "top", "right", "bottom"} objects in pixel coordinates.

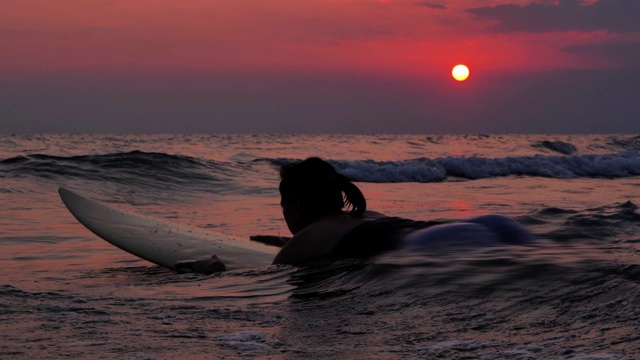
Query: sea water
[{"left": 1, "top": 134, "right": 640, "bottom": 359}]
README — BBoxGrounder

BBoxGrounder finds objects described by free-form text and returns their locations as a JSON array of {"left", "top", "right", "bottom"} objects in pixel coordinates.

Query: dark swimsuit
[{"left": 330, "top": 217, "right": 440, "bottom": 258}]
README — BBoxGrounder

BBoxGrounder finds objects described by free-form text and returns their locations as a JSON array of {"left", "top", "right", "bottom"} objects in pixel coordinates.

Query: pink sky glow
[
  {"left": 2, "top": 0, "right": 636, "bottom": 75},
  {"left": 1, "top": 0, "right": 639, "bottom": 133}
]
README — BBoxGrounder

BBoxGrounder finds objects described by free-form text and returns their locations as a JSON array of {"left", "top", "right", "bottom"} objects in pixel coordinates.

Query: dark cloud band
[{"left": 467, "top": 0, "right": 640, "bottom": 34}]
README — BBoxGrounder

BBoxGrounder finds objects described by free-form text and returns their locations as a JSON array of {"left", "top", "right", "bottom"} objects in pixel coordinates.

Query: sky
[{"left": 1, "top": 0, "right": 639, "bottom": 134}]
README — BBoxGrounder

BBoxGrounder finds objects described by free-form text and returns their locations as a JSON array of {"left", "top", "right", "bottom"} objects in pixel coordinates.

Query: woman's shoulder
[
  {"left": 272, "top": 214, "right": 367, "bottom": 265},
  {"left": 362, "top": 210, "right": 386, "bottom": 220},
  {"left": 296, "top": 214, "right": 367, "bottom": 248}
]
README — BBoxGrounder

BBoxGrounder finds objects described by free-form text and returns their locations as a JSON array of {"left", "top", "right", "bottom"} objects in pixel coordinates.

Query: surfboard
[{"left": 58, "top": 187, "right": 279, "bottom": 271}]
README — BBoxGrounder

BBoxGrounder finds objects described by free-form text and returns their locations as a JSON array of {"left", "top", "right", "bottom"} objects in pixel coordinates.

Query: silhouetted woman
[{"left": 272, "top": 157, "right": 535, "bottom": 265}]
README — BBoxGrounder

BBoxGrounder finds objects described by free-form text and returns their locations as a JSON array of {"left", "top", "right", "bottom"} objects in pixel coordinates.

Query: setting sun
[{"left": 452, "top": 64, "right": 470, "bottom": 81}]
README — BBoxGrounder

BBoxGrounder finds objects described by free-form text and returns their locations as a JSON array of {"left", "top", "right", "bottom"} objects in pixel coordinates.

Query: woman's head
[{"left": 279, "top": 157, "right": 366, "bottom": 234}]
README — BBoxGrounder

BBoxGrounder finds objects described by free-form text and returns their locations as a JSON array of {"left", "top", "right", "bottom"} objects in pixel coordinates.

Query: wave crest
[
  {"left": 269, "top": 152, "right": 640, "bottom": 183},
  {"left": 0, "top": 151, "right": 222, "bottom": 188}
]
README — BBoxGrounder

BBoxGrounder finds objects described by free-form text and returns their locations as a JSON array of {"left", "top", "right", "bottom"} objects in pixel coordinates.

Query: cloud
[
  {"left": 417, "top": 2, "right": 447, "bottom": 10},
  {"left": 563, "top": 41, "right": 640, "bottom": 65},
  {"left": 466, "top": 0, "right": 640, "bottom": 33}
]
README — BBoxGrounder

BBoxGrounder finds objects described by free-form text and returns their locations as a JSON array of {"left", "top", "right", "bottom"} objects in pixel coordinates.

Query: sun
[{"left": 452, "top": 64, "right": 470, "bottom": 81}]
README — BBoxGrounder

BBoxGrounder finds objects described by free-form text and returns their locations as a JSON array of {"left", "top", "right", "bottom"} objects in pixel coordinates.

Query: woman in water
[
  {"left": 184, "top": 157, "right": 534, "bottom": 273},
  {"left": 273, "top": 157, "right": 534, "bottom": 265}
]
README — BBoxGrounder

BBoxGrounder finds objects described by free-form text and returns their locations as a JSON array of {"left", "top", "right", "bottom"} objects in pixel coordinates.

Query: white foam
[
  {"left": 332, "top": 151, "right": 640, "bottom": 183},
  {"left": 215, "top": 331, "right": 274, "bottom": 351}
]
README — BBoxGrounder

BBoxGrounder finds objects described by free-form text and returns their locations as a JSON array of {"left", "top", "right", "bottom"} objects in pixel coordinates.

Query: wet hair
[{"left": 279, "top": 157, "right": 366, "bottom": 221}]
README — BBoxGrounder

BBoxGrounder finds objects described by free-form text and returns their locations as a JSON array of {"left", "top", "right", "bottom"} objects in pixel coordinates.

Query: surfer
[
  {"left": 271, "top": 157, "right": 535, "bottom": 265},
  {"left": 184, "top": 157, "right": 535, "bottom": 273}
]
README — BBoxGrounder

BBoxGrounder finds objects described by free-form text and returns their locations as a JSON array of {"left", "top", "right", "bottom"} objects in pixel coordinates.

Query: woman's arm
[{"left": 249, "top": 235, "right": 291, "bottom": 247}]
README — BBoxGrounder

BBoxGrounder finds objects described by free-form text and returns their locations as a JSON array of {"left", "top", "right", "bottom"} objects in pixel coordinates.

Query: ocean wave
[
  {"left": 4, "top": 150, "right": 640, "bottom": 188},
  {"left": 268, "top": 151, "right": 640, "bottom": 183},
  {"left": 609, "top": 134, "right": 640, "bottom": 151},
  {"left": 532, "top": 140, "right": 577, "bottom": 155},
  {"left": 528, "top": 201, "right": 640, "bottom": 242},
  {"left": 0, "top": 151, "right": 224, "bottom": 189}
]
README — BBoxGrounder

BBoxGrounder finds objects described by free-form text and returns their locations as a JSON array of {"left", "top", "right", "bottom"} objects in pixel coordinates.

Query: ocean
[{"left": 1, "top": 133, "right": 640, "bottom": 359}]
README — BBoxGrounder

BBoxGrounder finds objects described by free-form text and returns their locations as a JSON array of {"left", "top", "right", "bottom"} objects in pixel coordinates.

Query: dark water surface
[{"left": 1, "top": 134, "right": 639, "bottom": 359}]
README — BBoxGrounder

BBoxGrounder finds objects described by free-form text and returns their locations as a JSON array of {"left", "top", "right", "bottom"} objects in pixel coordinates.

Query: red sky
[
  {"left": 1, "top": 0, "right": 640, "bottom": 133},
  {"left": 3, "top": 0, "right": 637, "bottom": 74}
]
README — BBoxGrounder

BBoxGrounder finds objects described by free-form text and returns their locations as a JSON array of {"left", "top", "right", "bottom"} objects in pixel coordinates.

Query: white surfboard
[{"left": 58, "top": 187, "right": 279, "bottom": 271}]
